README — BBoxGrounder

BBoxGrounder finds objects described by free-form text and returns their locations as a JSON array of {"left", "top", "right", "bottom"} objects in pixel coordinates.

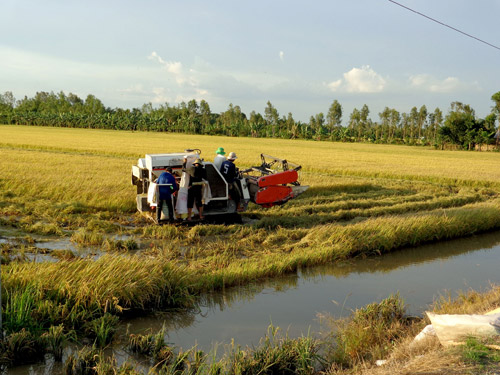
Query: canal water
[
  {"left": 6, "top": 230, "right": 500, "bottom": 373},
  {"left": 123, "top": 230, "right": 500, "bottom": 352}
]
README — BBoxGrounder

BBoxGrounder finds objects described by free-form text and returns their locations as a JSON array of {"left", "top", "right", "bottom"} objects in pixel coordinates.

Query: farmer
[
  {"left": 156, "top": 167, "right": 178, "bottom": 223},
  {"left": 213, "top": 147, "right": 226, "bottom": 170},
  {"left": 185, "top": 158, "right": 206, "bottom": 220},
  {"left": 220, "top": 152, "right": 242, "bottom": 211}
]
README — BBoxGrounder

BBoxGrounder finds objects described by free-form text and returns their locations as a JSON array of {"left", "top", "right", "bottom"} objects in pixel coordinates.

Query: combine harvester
[{"left": 131, "top": 149, "right": 308, "bottom": 223}]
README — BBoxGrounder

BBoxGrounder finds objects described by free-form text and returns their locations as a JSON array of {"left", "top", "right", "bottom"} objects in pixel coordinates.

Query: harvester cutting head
[{"left": 242, "top": 154, "right": 308, "bottom": 208}]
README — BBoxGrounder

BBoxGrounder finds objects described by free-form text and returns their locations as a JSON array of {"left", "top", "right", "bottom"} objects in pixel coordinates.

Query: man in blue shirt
[
  {"left": 156, "top": 167, "right": 178, "bottom": 222},
  {"left": 220, "top": 152, "right": 242, "bottom": 211}
]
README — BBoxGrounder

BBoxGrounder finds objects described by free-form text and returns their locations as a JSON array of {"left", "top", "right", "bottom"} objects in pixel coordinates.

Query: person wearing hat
[
  {"left": 213, "top": 147, "right": 226, "bottom": 170},
  {"left": 185, "top": 158, "right": 206, "bottom": 220},
  {"left": 220, "top": 152, "right": 242, "bottom": 211}
]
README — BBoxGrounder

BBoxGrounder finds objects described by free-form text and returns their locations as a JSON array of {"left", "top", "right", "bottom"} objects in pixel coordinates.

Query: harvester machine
[{"left": 131, "top": 150, "right": 308, "bottom": 223}]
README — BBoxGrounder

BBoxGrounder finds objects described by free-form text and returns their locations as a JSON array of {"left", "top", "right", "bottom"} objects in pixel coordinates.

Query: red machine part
[
  {"left": 257, "top": 170, "right": 298, "bottom": 187},
  {"left": 254, "top": 185, "right": 294, "bottom": 207},
  {"left": 252, "top": 170, "right": 300, "bottom": 207}
]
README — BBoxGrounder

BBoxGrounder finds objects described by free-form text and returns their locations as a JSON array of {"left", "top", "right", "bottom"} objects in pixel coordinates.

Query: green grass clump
[
  {"left": 0, "top": 329, "right": 45, "bottom": 367},
  {"left": 227, "top": 325, "right": 319, "bottom": 375},
  {"left": 459, "top": 336, "right": 500, "bottom": 371},
  {"left": 326, "top": 294, "right": 409, "bottom": 369},
  {"left": 71, "top": 229, "right": 138, "bottom": 252},
  {"left": 128, "top": 325, "right": 174, "bottom": 364},
  {"left": 3, "top": 284, "right": 40, "bottom": 333},
  {"left": 40, "top": 324, "right": 74, "bottom": 362},
  {"left": 84, "top": 313, "right": 120, "bottom": 348},
  {"left": 63, "top": 345, "right": 101, "bottom": 375},
  {"left": 85, "top": 218, "right": 119, "bottom": 233},
  {"left": 126, "top": 324, "right": 319, "bottom": 375}
]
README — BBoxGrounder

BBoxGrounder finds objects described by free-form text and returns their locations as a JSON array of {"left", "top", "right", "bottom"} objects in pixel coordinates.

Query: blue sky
[{"left": 1, "top": 0, "right": 499, "bottom": 123}]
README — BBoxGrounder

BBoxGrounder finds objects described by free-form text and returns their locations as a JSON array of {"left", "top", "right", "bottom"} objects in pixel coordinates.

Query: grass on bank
[
  {"left": 2, "top": 273, "right": 500, "bottom": 373},
  {"left": 58, "top": 285, "right": 500, "bottom": 374}
]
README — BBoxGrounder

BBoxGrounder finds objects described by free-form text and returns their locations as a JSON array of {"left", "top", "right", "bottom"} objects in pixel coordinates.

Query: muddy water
[{"left": 123, "top": 230, "right": 500, "bottom": 352}]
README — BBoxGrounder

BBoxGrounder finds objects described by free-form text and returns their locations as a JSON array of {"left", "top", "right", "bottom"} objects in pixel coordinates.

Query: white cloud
[
  {"left": 327, "top": 65, "right": 386, "bottom": 93},
  {"left": 343, "top": 65, "right": 386, "bottom": 93},
  {"left": 327, "top": 79, "right": 342, "bottom": 91},
  {"left": 148, "top": 51, "right": 185, "bottom": 84},
  {"left": 151, "top": 87, "right": 170, "bottom": 104},
  {"left": 409, "top": 74, "right": 429, "bottom": 88},
  {"left": 165, "top": 61, "right": 183, "bottom": 76},
  {"left": 148, "top": 51, "right": 165, "bottom": 64},
  {"left": 196, "top": 88, "right": 209, "bottom": 96},
  {"left": 279, "top": 51, "right": 284, "bottom": 62},
  {"left": 119, "top": 84, "right": 146, "bottom": 94},
  {"left": 409, "top": 74, "right": 478, "bottom": 93}
]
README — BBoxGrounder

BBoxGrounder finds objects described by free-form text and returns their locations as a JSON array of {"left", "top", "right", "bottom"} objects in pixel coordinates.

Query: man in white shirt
[{"left": 213, "top": 147, "right": 226, "bottom": 170}]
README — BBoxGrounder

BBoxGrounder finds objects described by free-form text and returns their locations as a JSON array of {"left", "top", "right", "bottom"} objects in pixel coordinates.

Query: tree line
[{"left": 1, "top": 90, "right": 499, "bottom": 150}]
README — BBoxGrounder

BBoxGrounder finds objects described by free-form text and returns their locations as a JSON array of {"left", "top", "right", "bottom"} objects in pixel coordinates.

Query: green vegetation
[
  {"left": 72, "top": 323, "right": 319, "bottom": 375},
  {"left": 128, "top": 325, "right": 173, "bottom": 364},
  {"left": 1, "top": 90, "right": 499, "bottom": 148},
  {"left": 326, "top": 294, "right": 408, "bottom": 368},
  {"left": 45, "top": 289, "right": 500, "bottom": 374},
  {"left": 459, "top": 336, "right": 500, "bottom": 370},
  {"left": 84, "top": 313, "right": 120, "bottom": 348},
  {"left": 2, "top": 126, "right": 500, "bottom": 372},
  {"left": 63, "top": 345, "right": 139, "bottom": 375}
]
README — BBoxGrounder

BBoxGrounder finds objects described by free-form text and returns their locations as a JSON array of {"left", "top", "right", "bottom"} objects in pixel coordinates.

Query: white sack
[
  {"left": 147, "top": 182, "right": 158, "bottom": 206},
  {"left": 426, "top": 311, "right": 500, "bottom": 347},
  {"left": 175, "top": 187, "right": 189, "bottom": 214}
]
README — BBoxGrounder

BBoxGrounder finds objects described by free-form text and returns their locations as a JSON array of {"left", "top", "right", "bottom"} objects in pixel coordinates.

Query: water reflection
[
  {"left": 120, "top": 274, "right": 301, "bottom": 337},
  {"left": 305, "top": 230, "right": 500, "bottom": 278},
  {"left": 123, "top": 231, "right": 500, "bottom": 352}
]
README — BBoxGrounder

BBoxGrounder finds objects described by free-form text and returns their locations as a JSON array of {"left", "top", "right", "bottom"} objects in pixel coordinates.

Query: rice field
[
  {"left": 2, "top": 125, "right": 500, "bottom": 296},
  {"left": 2, "top": 124, "right": 500, "bottom": 370}
]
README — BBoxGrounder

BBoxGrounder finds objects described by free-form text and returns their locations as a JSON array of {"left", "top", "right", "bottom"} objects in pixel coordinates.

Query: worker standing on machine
[
  {"left": 220, "top": 152, "right": 242, "bottom": 211},
  {"left": 213, "top": 147, "right": 226, "bottom": 170},
  {"left": 156, "top": 167, "right": 178, "bottom": 223},
  {"left": 185, "top": 158, "right": 206, "bottom": 220}
]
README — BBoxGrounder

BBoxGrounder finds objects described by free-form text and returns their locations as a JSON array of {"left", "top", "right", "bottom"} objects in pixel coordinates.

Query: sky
[{"left": 1, "top": 0, "right": 499, "bottom": 123}]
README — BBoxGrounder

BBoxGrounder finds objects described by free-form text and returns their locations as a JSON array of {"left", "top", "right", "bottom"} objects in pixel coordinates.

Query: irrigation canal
[
  {"left": 7, "top": 229, "right": 500, "bottom": 373},
  {"left": 122, "top": 230, "right": 500, "bottom": 352}
]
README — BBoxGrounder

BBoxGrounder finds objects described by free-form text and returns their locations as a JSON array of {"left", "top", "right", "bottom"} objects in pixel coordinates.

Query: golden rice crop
[
  {"left": 2, "top": 124, "right": 500, "bottom": 330},
  {"left": 3, "top": 125, "right": 500, "bottom": 184}
]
